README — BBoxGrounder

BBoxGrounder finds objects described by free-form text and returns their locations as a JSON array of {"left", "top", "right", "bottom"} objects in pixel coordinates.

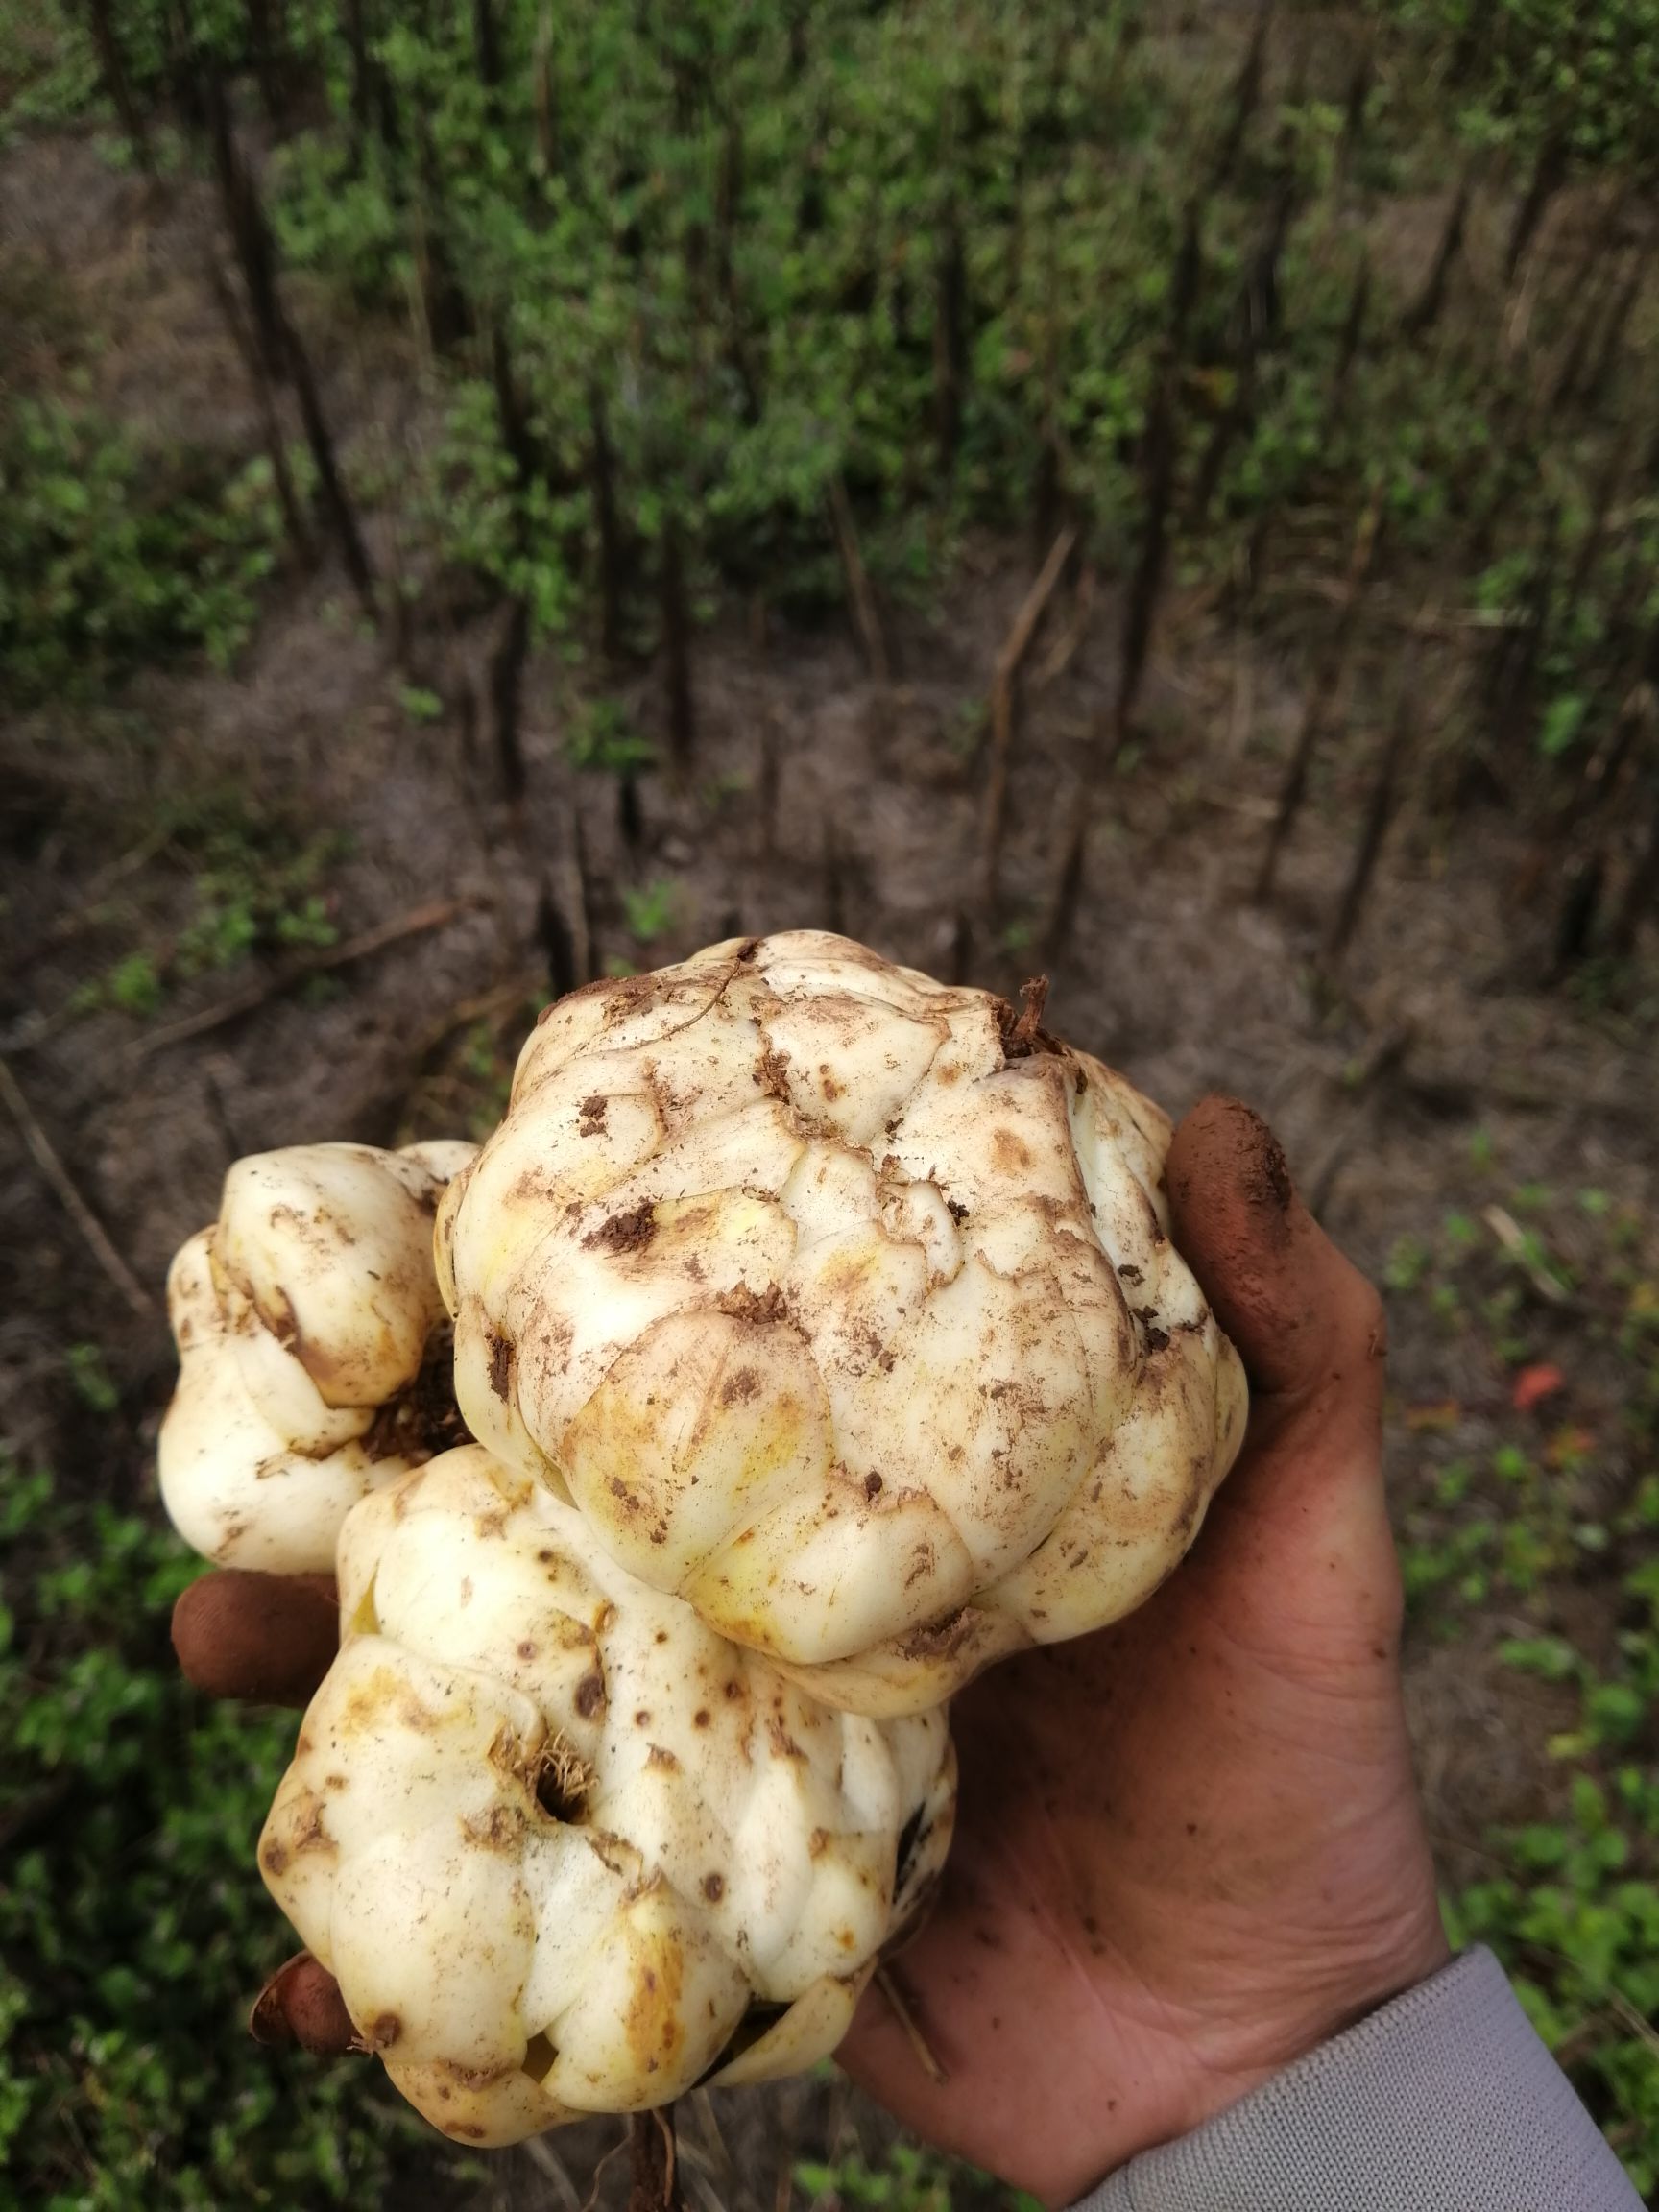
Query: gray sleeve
[{"left": 1076, "top": 1947, "right": 1641, "bottom": 2212}]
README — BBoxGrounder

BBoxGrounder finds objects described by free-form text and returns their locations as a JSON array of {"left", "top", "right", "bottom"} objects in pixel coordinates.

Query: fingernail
[
  {"left": 250, "top": 1957, "right": 304, "bottom": 2046},
  {"left": 249, "top": 1953, "right": 357, "bottom": 2056}
]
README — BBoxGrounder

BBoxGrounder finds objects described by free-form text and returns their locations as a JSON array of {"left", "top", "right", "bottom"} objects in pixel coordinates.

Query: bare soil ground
[{"left": 4, "top": 128, "right": 1657, "bottom": 2209}]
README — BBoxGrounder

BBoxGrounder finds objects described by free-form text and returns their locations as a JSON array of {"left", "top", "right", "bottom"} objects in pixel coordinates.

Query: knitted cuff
[{"left": 1076, "top": 1947, "right": 1640, "bottom": 2212}]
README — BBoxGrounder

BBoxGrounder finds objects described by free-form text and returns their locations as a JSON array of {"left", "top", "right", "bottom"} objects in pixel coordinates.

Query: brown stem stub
[
  {"left": 627, "top": 2107, "right": 680, "bottom": 2212},
  {"left": 995, "top": 975, "right": 1056, "bottom": 1060}
]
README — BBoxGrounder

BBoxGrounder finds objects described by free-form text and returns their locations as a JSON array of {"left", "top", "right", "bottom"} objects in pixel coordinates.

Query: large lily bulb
[
  {"left": 439, "top": 932, "right": 1248, "bottom": 1717},
  {"left": 159, "top": 1141, "right": 476, "bottom": 1573},
  {"left": 261, "top": 1445, "right": 954, "bottom": 2144}
]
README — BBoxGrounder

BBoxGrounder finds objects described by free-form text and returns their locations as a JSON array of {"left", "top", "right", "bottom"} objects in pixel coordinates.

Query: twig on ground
[
  {"left": 947, "top": 907, "right": 973, "bottom": 985},
  {"left": 981, "top": 526, "right": 1076, "bottom": 906},
  {"left": 1303, "top": 1027, "right": 1413, "bottom": 1218},
  {"left": 129, "top": 899, "right": 475, "bottom": 1062},
  {"left": 12, "top": 825, "right": 173, "bottom": 974},
  {"left": 1256, "top": 488, "right": 1382, "bottom": 899},
  {"left": 1032, "top": 560, "right": 1095, "bottom": 691},
  {"left": 1040, "top": 772, "right": 1092, "bottom": 966},
  {"left": 823, "top": 817, "right": 847, "bottom": 937},
  {"left": 571, "top": 809, "right": 598, "bottom": 984},
  {"left": 828, "top": 475, "right": 890, "bottom": 686},
  {"left": 412, "top": 976, "right": 541, "bottom": 1069},
  {"left": 522, "top": 2138, "right": 584, "bottom": 2212},
  {"left": 1481, "top": 1205, "right": 1573, "bottom": 1305},
  {"left": 759, "top": 707, "right": 782, "bottom": 863},
  {"left": 685, "top": 2092, "right": 739, "bottom": 2208},
  {"left": 0, "top": 1058, "right": 156, "bottom": 1319},
  {"left": 1325, "top": 644, "right": 1422, "bottom": 961}
]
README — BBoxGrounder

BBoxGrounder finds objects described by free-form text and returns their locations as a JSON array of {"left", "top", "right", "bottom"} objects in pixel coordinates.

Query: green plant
[
  {"left": 396, "top": 683, "right": 445, "bottom": 726},
  {"left": 0, "top": 1458, "right": 445, "bottom": 2205},
  {"left": 0, "top": 0, "right": 98, "bottom": 145},
  {"left": 621, "top": 878, "right": 679, "bottom": 945},
  {"left": 796, "top": 2142, "right": 1042, "bottom": 2212},
  {"left": 565, "top": 696, "right": 654, "bottom": 776},
  {"left": 0, "top": 403, "right": 285, "bottom": 704},
  {"left": 174, "top": 829, "right": 342, "bottom": 974},
  {"left": 63, "top": 1341, "right": 119, "bottom": 1415},
  {"left": 1394, "top": 1167, "right": 1659, "bottom": 2190},
  {"left": 70, "top": 949, "right": 165, "bottom": 1020},
  {"left": 1449, "top": 1671, "right": 1659, "bottom": 2192}
]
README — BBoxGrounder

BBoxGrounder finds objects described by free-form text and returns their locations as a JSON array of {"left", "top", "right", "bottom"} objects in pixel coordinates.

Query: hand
[
  {"left": 173, "top": 1094, "right": 1449, "bottom": 2191},
  {"left": 837, "top": 1094, "right": 1449, "bottom": 2202},
  {"left": 171, "top": 1570, "right": 357, "bottom": 2053}
]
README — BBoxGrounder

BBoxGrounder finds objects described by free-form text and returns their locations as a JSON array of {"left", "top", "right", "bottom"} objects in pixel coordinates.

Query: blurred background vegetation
[{"left": 2, "top": 0, "right": 1657, "bottom": 2204}]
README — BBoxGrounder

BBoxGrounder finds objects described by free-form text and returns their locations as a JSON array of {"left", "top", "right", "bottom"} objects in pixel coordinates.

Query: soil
[{"left": 3, "top": 126, "right": 1657, "bottom": 2212}]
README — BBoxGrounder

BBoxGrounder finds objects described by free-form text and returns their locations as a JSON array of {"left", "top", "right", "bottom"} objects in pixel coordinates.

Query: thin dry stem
[
  {"left": 875, "top": 1965, "right": 949, "bottom": 2087},
  {"left": 0, "top": 1058, "right": 155, "bottom": 1318}
]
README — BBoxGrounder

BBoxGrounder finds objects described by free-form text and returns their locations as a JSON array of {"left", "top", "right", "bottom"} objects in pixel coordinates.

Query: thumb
[
  {"left": 172, "top": 1570, "right": 340, "bottom": 1709},
  {"left": 251, "top": 1952, "right": 359, "bottom": 2057},
  {"left": 1167, "top": 1094, "right": 1385, "bottom": 1415},
  {"left": 1166, "top": 1093, "right": 1396, "bottom": 1611}
]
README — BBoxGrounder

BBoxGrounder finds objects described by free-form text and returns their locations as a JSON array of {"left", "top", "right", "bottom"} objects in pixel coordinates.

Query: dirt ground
[{"left": 4, "top": 128, "right": 1658, "bottom": 2208}]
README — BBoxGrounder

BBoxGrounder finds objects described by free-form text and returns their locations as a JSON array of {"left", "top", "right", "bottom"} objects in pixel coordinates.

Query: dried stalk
[
  {"left": 980, "top": 527, "right": 1076, "bottom": 906},
  {"left": 0, "top": 1059, "right": 155, "bottom": 1318},
  {"left": 1256, "top": 489, "right": 1382, "bottom": 898},
  {"left": 131, "top": 900, "right": 473, "bottom": 1061},
  {"left": 828, "top": 475, "right": 890, "bottom": 685},
  {"left": 1325, "top": 645, "right": 1420, "bottom": 961}
]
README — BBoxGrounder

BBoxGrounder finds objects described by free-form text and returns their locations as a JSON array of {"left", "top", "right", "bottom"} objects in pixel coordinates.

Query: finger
[
  {"left": 1168, "top": 1095, "right": 1402, "bottom": 1640},
  {"left": 1167, "top": 1094, "right": 1383, "bottom": 1406},
  {"left": 172, "top": 1569, "right": 339, "bottom": 1708},
  {"left": 251, "top": 1952, "right": 359, "bottom": 2057}
]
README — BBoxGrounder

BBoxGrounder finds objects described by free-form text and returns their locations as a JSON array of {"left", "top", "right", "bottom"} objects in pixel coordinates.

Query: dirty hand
[
  {"left": 838, "top": 1094, "right": 1449, "bottom": 2201},
  {"left": 172, "top": 1096, "right": 1449, "bottom": 2203}
]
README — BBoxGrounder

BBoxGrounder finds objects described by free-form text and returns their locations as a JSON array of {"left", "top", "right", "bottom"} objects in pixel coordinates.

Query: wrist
[{"left": 1158, "top": 1902, "right": 1455, "bottom": 2152}]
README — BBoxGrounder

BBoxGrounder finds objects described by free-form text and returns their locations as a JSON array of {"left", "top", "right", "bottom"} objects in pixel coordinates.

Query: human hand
[
  {"left": 836, "top": 1094, "right": 1449, "bottom": 2202},
  {"left": 173, "top": 1094, "right": 1448, "bottom": 2190},
  {"left": 170, "top": 1570, "right": 358, "bottom": 2053}
]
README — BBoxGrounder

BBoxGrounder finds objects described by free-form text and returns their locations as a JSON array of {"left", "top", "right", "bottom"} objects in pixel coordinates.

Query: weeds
[
  {"left": 0, "top": 1457, "right": 441, "bottom": 2207},
  {"left": 1391, "top": 1172, "right": 1659, "bottom": 2184},
  {"left": 0, "top": 403, "right": 287, "bottom": 705},
  {"left": 66, "top": 819, "right": 345, "bottom": 1021}
]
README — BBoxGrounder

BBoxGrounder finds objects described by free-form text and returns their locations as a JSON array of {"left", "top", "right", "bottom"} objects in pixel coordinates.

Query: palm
[{"left": 839, "top": 1104, "right": 1448, "bottom": 2204}]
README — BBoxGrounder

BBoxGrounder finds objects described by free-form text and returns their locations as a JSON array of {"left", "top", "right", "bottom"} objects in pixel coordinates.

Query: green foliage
[
  {"left": 622, "top": 878, "right": 678, "bottom": 945},
  {"left": 15, "top": 0, "right": 1652, "bottom": 846},
  {"left": 0, "top": 402, "right": 285, "bottom": 705},
  {"left": 566, "top": 696, "right": 653, "bottom": 777},
  {"left": 69, "top": 948, "right": 166, "bottom": 1021},
  {"left": 1449, "top": 1640, "right": 1659, "bottom": 2194},
  {"left": 63, "top": 1342, "right": 120, "bottom": 1415},
  {"left": 66, "top": 817, "right": 343, "bottom": 1022},
  {"left": 0, "top": 0, "right": 98, "bottom": 144},
  {"left": 397, "top": 683, "right": 445, "bottom": 727},
  {"left": 175, "top": 827, "right": 342, "bottom": 974},
  {"left": 0, "top": 1457, "right": 437, "bottom": 2206},
  {"left": 1391, "top": 1176, "right": 1659, "bottom": 2189},
  {"left": 1396, "top": 0, "right": 1659, "bottom": 165},
  {"left": 796, "top": 2144, "right": 1041, "bottom": 2212},
  {"left": 457, "top": 1020, "right": 517, "bottom": 1140}
]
